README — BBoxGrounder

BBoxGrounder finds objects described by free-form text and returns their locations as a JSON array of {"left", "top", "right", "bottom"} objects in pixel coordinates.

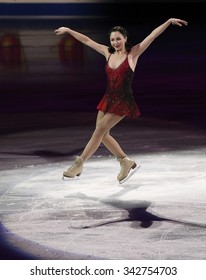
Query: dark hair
[{"left": 108, "top": 26, "right": 133, "bottom": 54}]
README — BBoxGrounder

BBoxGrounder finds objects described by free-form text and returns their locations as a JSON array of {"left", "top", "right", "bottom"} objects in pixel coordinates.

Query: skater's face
[{"left": 110, "top": 31, "right": 127, "bottom": 52}]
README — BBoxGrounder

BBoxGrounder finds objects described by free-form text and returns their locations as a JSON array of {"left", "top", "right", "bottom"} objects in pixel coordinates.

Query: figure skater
[{"left": 55, "top": 18, "right": 188, "bottom": 184}]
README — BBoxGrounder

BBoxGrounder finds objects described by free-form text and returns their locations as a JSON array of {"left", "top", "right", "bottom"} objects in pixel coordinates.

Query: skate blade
[
  {"left": 119, "top": 164, "right": 141, "bottom": 185},
  {"left": 62, "top": 174, "right": 81, "bottom": 181}
]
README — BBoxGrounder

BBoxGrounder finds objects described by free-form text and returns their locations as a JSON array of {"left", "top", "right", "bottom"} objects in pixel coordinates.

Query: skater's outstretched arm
[
  {"left": 54, "top": 27, "right": 109, "bottom": 58},
  {"left": 129, "top": 18, "right": 188, "bottom": 69}
]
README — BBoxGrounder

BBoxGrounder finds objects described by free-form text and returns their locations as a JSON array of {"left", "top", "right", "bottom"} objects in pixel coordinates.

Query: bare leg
[
  {"left": 80, "top": 112, "right": 124, "bottom": 161},
  {"left": 95, "top": 111, "right": 140, "bottom": 184},
  {"left": 102, "top": 133, "right": 126, "bottom": 158},
  {"left": 96, "top": 111, "right": 126, "bottom": 158}
]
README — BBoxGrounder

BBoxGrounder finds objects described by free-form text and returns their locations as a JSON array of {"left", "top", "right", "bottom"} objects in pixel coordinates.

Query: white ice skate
[
  {"left": 117, "top": 157, "right": 140, "bottom": 184},
  {"left": 62, "top": 156, "right": 83, "bottom": 180}
]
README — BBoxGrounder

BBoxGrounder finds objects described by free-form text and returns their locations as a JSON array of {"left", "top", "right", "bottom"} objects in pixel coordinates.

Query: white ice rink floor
[{"left": 0, "top": 116, "right": 206, "bottom": 259}]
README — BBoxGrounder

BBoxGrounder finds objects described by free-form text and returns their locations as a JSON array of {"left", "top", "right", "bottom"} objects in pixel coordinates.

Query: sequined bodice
[
  {"left": 105, "top": 56, "right": 134, "bottom": 100},
  {"left": 96, "top": 55, "right": 140, "bottom": 119}
]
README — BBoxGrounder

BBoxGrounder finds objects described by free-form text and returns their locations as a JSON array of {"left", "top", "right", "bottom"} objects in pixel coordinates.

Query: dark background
[{"left": 0, "top": 1, "right": 205, "bottom": 133}]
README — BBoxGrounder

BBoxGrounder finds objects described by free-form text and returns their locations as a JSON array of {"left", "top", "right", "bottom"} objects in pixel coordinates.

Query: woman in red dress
[{"left": 55, "top": 18, "right": 188, "bottom": 184}]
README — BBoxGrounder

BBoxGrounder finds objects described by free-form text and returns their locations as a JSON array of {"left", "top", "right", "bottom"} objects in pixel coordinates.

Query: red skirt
[{"left": 97, "top": 94, "right": 141, "bottom": 119}]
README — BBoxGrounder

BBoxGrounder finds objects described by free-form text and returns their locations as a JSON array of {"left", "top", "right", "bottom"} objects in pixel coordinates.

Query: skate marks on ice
[
  {"left": 66, "top": 192, "right": 206, "bottom": 230},
  {"left": 1, "top": 157, "right": 206, "bottom": 259},
  {"left": 63, "top": 192, "right": 206, "bottom": 259},
  {"left": 0, "top": 222, "right": 100, "bottom": 260}
]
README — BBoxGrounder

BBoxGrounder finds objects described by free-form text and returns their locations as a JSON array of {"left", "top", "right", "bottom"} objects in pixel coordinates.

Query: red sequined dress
[{"left": 97, "top": 55, "right": 141, "bottom": 118}]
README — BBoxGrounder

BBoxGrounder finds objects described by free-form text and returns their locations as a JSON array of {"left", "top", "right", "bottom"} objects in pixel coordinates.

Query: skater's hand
[
  {"left": 170, "top": 18, "right": 188, "bottom": 27},
  {"left": 54, "top": 27, "right": 70, "bottom": 36}
]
